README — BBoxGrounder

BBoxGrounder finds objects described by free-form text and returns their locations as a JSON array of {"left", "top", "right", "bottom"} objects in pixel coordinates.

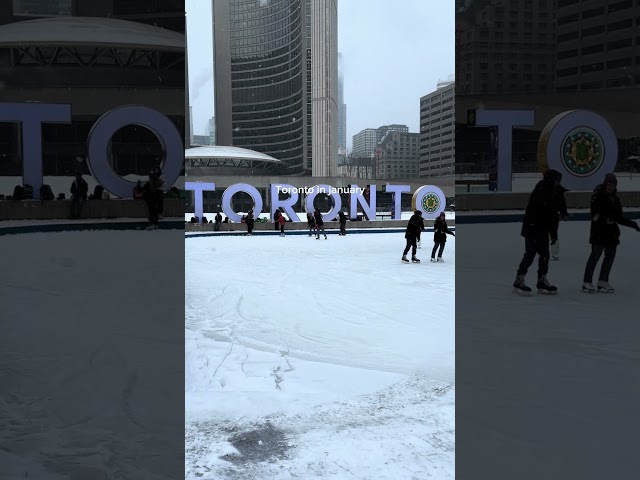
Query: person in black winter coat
[
  {"left": 246, "top": 210, "right": 255, "bottom": 235},
  {"left": 431, "top": 212, "right": 455, "bottom": 262},
  {"left": 69, "top": 173, "right": 88, "bottom": 219},
  {"left": 314, "top": 208, "right": 327, "bottom": 239},
  {"left": 338, "top": 211, "right": 347, "bottom": 236},
  {"left": 513, "top": 169, "right": 565, "bottom": 294},
  {"left": 582, "top": 173, "right": 640, "bottom": 293},
  {"left": 402, "top": 211, "right": 423, "bottom": 263},
  {"left": 549, "top": 184, "right": 569, "bottom": 260},
  {"left": 274, "top": 209, "right": 281, "bottom": 231},
  {"left": 214, "top": 212, "right": 222, "bottom": 231},
  {"left": 307, "top": 212, "right": 316, "bottom": 237}
]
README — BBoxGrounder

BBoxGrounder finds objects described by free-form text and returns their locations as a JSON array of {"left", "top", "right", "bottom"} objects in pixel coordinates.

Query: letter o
[
  {"left": 412, "top": 185, "right": 446, "bottom": 220},
  {"left": 538, "top": 110, "right": 618, "bottom": 191},
  {"left": 86, "top": 105, "right": 183, "bottom": 199},
  {"left": 305, "top": 185, "right": 341, "bottom": 220},
  {"left": 222, "top": 183, "right": 263, "bottom": 223}
]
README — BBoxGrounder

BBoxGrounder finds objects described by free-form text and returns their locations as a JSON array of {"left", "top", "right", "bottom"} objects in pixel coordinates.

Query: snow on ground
[
  {"left": 0, "top": 231, "right": 183, "bottom": 479},
  {"left": 185, "top": 233, "right": 455, "bottom": 479}
]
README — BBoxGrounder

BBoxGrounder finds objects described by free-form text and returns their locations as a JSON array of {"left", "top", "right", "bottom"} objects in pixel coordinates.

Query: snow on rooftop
[
  {"left": 0, "top": 17, "right": 184, "bottom": 51},
  {"left": 185, "top": 145, "right": 281, "bottom": 163}
]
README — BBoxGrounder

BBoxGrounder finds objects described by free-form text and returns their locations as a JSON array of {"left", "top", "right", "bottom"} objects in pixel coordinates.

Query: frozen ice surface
[
  {"left": 186, "top": 232, "right": 455, "bottom": 479},
  {"left": 456, "top": 219, "right": 640, "bottom": 479},
  {"left": 0, "top": 231, "right": 183, "bottom": 479}
]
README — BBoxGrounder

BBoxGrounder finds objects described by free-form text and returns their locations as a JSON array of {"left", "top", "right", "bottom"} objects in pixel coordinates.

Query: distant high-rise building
[
  {"left": 455, "top": 0, "right": 556, "bottom": 95},
  {"left": 375, "top": 131, "right": 421, "bottom": 180},
  {"left": 213, "top": 0, "right": 338, "bottom": 176},
  {"left": 338, "top": 52, "right": 347, "bottom": 157},
  {"left": 420, "top": 79, "right": 455, "bottom": 177},
  {"left": 206, "top": 117, "right": 216, "bottom": 145},
  {"left": 189, "top": 105, "right": 194, "bottom": 147},
  {"left": 352, "top": 129, "right": 378, "bottom": 157},
  {"left": 555, "top": 0, "right": 640, "bottom": 91},
  {"left": 376, "top": 124, "right": 409, "bottom": 144}
]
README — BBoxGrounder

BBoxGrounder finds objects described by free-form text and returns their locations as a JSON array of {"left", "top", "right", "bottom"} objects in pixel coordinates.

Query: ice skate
[
  {"left": 411, "top": 255, "right": 420, "bottom": 263},
  {"left": 582, "top": 282, "right": 596, "bottom": 293},
  {"left": 550, "top": 240, "right": 559, "bottom": 261},
  {"left": 537, "top": 275, "right": 558, "bottom": 295},
  {"left": 513, "top": 275, "right": 532, "bottom": 296},
  {"left": 401, "top": 255, "right": 409, "bottom": 263},
  {"left": 430, "top": 258, "right": 436, "bottom": 263},
  {"left": 325, "top": 235, "right": 328, "bottom": 240},
  {"left": 437, "top": 257, "right": 444, "bottom": 263},
  {"left": 597, "top": 281, "right": 614, "bottom": 293}
]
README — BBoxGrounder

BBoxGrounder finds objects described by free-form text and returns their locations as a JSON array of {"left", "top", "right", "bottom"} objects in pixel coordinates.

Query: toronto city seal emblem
[
  {"left": 561, "top": 127, "right": 604, "bottom": 176},
  {"left": 422, "top": 192, "right": 440, "bottom": 214}
]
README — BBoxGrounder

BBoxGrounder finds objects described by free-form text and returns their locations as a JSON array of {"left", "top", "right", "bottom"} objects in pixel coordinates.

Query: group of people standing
[
  {"left": 513, "top": 170, "right": 640, "bottom": 295},
  {"left": 402, "top": 211, "right": 455, "bottom": 263}
]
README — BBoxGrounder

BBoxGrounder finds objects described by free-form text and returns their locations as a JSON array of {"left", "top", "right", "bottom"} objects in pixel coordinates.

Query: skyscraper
[
  {"left": 213, "top": 0, "right": 338, "bottom": 176},
  {"left": 420, "top": 79, "right": 455, "bottom": 177},
  {"left": 338, "top": 52, "right": 347, "bottom": 157}
]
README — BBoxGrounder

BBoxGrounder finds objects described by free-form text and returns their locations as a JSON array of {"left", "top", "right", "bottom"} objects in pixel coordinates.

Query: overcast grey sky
[{"left": 186, "top": 0, "right": 454, "bottom": 149}]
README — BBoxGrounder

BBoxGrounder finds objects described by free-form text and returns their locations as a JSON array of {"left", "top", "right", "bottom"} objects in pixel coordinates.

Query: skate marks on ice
[{"left": 185, "top": 377, "right": 454, "bottom": 480}]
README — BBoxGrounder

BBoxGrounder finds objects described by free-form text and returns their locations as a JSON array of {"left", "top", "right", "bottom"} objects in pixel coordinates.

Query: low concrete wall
[
  {"left": 185, "top": 218, "right": 456, "bottom": 232},
  {"left": 456, "top": 191, "right": 640, "bottom": 211},
  {"left": 0, "top": 199, "right": 184, "bottom": 220}
]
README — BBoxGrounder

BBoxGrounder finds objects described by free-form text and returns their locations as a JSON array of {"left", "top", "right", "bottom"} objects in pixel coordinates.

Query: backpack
[{"left": 40, "top": 184, "right": 54, "bottom": 201}]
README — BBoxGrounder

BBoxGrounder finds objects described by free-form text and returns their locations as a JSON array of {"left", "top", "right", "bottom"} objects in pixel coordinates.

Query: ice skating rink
[
  {"left": 1, "top": 231, "right": 184, "bottom": 479},
  {"left": 185, "top": 232, "right": 455, "bottom": 479},
  {"left": 456, "top": 220, "right": 640, "bottom": 479}
]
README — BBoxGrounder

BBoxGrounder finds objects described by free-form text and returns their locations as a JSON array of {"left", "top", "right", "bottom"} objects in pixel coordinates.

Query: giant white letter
[
  {"left": 349, "top": 184, "right": 377, "bottom": 220},
  {"left": 222, "top": 183, "right": 263, "bottom": 223},
  {"left": 385, "top": 184, "right": 410, "bottom": 220},
  {"left": 538, "top": 110, "right": 618, "bottom": 191},
  {"left": 87, "top": 105, "right": 183, "bottom": 198},
  {"left": 305, "top": 184, "right": 341, "bottom": 221},
  {"left": 271, "top": 184, "right": 301, "bottom": 222},
  {"left": 476, "top": 110, "right": 535, "bottom": 192},
  {"left": 185, "top": 182, "right": 216, "bottom": 223},
  {"left": 0, "top": 103, "right": 71, "bottom": 199}
]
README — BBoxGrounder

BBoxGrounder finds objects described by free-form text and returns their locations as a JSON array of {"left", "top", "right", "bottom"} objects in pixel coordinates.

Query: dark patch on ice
[{"left": 221, "top": 423, "right": 290, "bottom": 466}]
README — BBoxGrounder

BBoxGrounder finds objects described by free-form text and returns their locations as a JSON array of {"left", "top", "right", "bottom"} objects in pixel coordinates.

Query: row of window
[
  {"left": 558, "top": 0, "right": 634, "bottom": 24},
  {"left": 232, "top": 67, "right": 302, "bottom": 89},
  {"left": 230, "top": 19, "right": 297, "bottom": 39},
  {"left": 233, "top": 95, "right": 303, "bottom": 116},
  {"left": 232, "top": 34, "right": 302, "bottom": 56},
  {"left": 232, "top": 56, "right": 303, "bottom": 81},
  {"left": 231, "top": 49, "right": 300, "bottom": 71},
  {"left": 232, "top": 75, "right": 302, "bottom": 103}
]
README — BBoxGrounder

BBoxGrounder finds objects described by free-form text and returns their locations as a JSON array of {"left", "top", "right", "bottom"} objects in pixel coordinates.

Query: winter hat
[
  {"left": 439, "top": 212, "right": 445, "bottom": 218},
  {"left": 604, "top": 173, "right": 617, "bottom": 186},
  {"left": 543, "top": 169, "right": 562, "bottom": 182},
  {"left": 414, "top": 210, "right": 422, "bottom": 216}
]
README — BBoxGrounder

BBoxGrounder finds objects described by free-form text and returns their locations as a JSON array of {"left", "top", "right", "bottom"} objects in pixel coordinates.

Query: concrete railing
[
  {"left": 456, "top": 191, "right": 640, "bottom": 211},
  {"left": 0, "top": 199, "right": 185, "bottom": 220},
  {"left": 185, "top": 218, "right": 456, "bottom": 232}
]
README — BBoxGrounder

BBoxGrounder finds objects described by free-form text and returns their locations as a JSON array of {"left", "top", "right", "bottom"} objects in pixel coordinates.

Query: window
[
  {"left": 558, "top": 13, "right": 579, "bottom": 25},
  {"left": 13, "top": 0, "right": 73, "bottom": 15},
  {"left": 581, "top": 44, "right": 604, "bottom": 55},
  {"left": 582, "top": 7, "right": 605, "bottom": 19},
  {"left": 558, "top": 31, "right": 579, "bottom": 42},
  {"left": 608, "top": 38, "right": 633, "bottom": 50},
  {"left": 608, "top": 19, "right": 633, "bottom": 32},
  {"left": 557, "top": 49, "right": 578, "bottom": 60}
]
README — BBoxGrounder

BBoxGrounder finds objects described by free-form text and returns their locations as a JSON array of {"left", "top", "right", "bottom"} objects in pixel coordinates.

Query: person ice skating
[
  {"left": 338, "top": 211, "right": 347, "bottom": 236},
  {"left": 513, "top": 169, "right": 565, "bottom": 295},
  {"left": 402, "top": 210, "right": 423, "bottom": 263},
  {"left": 307, "top": 212, "right": 316, "bottom": 236},
  {"left": 278, "top": 212, "right": 286, "bottom": 236},
  {"left": 431, "top": 212, "right": 455, "bottom": 262},
  {"left": 582, "top": 173, "right": 640, "bottom": 293},
  {"left": 69, "top": 172, "right": 88, "bottom": 219},
  {"left": 151, "top": 166, "right": 165, "bottom": 219},
  {"left": 143, "top": 170, "right": 163, "bottom": 230},
  {"left": 214, "top": 211, "right": 222, "bottom": 231},
  {"left": 246, "top": 210, "right": 255, "bottom": 235},
  {"left": 274, "top": 209, "right": 282, "bottom": 231},
  {"left": 314, "top": 208, "right": 327, "bottom": 239},
  {"left": 550, "top": 184, "right": 569, "bottom": 260}
]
